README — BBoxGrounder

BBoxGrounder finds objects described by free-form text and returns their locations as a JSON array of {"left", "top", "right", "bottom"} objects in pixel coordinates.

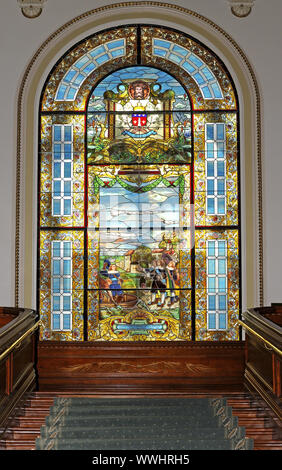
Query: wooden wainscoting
[{"left": 37, "top": 341, "right": 245, "bottom": 395}]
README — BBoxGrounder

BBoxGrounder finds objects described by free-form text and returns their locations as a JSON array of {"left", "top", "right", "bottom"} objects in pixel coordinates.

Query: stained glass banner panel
[
  {"left": 87, "top": 66, "right": 191, "bottom": 165},
  {"left": 39, "top": 230, "right": 84, "bottom": 341},
  {"left": 195, "top": 229, "right": 240, "bottom": 341},
  {"left": 40, "top": 115, "right": 85, "bottom": 227},
  {"left": 193, "top": 112, "right": 238, "bottom": 226},
  {"left": 87, "top": 165, "right": 192, "bottom": 341}
]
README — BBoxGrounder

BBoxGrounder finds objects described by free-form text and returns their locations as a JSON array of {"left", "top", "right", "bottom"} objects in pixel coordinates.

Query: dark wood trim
[{"left": 38, "top": 340, "right": 245, "bottom": 394}]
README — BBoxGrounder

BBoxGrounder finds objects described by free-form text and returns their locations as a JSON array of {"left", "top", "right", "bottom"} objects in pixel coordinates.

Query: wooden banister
[
  {"left": 240, "top": 304, "right": 282, "bottom": 420},
  {"left": 0, "top": 307, "right": 39, "bottom": 435}
]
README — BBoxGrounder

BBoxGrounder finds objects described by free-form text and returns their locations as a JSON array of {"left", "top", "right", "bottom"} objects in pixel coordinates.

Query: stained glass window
[{"left": 38, "top": 25, "right": 240, "bottom": 342}]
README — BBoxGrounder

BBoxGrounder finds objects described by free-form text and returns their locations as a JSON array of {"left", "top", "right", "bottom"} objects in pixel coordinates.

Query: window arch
[{"left": 38, "top": 25, "right": 240, "bottom": 342}]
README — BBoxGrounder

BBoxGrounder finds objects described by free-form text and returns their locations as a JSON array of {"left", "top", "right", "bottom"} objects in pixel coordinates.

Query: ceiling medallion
[
  {"left": 18, "top": 0, "right": 46, "bottom": 19},
  {"left": 229, "top": 0, "right": 254, "bottom": 18}
]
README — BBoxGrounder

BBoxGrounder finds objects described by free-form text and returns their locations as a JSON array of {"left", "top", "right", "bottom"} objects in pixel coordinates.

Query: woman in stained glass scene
[{"left": 107, "top": 264, "right": 124, "bottom": 303}]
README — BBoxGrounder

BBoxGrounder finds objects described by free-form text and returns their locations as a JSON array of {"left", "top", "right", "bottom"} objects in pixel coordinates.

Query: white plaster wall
[{"left": 0, "top": 0, "right": 281, "bottom": 307}]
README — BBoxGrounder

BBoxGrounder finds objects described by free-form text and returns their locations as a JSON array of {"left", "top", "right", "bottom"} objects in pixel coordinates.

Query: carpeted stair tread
[
  {"left": 54, "top": 397, "right": 217, "bottom": 406},
  {"left": 48, "top": 407, "right": 215, "bottom": 418},
  {"left": 35, "top": 436, "right": 244, "bottom": 450},
  {"left": 39, "top": 425, "right": 229, "bottom": 440},
  {"left": 44, "top": 413, "right": 221, "bottom": 427}
]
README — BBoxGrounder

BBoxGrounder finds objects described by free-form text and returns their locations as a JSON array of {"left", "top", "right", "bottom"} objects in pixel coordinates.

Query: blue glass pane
[
  {"left": 202, "top": 86, "right": 212, "bottom": 98},
  {"left": 63, "top": 314, "right": 71, "bottom": 330},
  {"left": 96, "top": 54, "right": 110, "bottom": 65},
  {"left": 52, "top": 242, "right": 61, "bottom": 257},
  {"left": 107, "top": 39, "right": 124, "bottom": 50},
  {"left": 189, "top": 54, "right": 203, "bottom": 67},
  {"left": 73, "top": 73, "right": 85, "bottom": 86},
  {"left": 218, "top": 259, "right": 226, "bottom": 275},
  {"left": 63, "top": 296, "right": 71, "bottom": 311},
  {"left": 153, "top": 48, "right": 167, "bottom": 58},
  {"left": 208, "top": 313, "right": 216, "bottom": 329},
  {"left": 207, "top": 142, "right": 214, "bottom": 158},
  {"left": 52, "top": 278, "right": 60, "bottom": 293},
  {"left": 194, "top": 72, "right": 205, "bottom": 85},
  {"left": 207, "top": 162, "right": 214, "bottom": 177},
  {"left": 208, "top": 295, "right": 216, "bottom": 310},
  {"left": 83, "top": 63, "right": 96, "bottom": 74},
  {"left": 206, "top": 124, "right": 214, "bottom": 140},
  {"left": 52, "top": 314, "right": 60, "bottom": 329},
  {"left": 208, "top": 241, "right": 215, "bottom": 256},
  {"left": 63, "top": 260, "right": 71, "bottom": 275},
  {"left": 172, "top": 45, "right": 187, "bottom": 56},
  {"left": 64, "top": 126, "right": 72, "bottom": 142},
  {"left": 211, "top": 83, "right": 222, "bottom": 98},
  {"left": 90, "top": 46, "right": 105, "bottom": 57},
  {"left": 217, "top": 198, "right": 225, "bottom": 214},
  {"left": 64, "top": 199, "right": 71, "bottom": 215},
  {"left": 64, "top": 144, "right": 72, "bottom": 159},
  {"left": 217, "top": 180, "right": 225, "bottom": 195},
  {"left": 217, "top": 124, "right": 225, "bottom": 140},
  {"left": 202, "top": 67, "right": 214, "bottom": 81},
  {"left": 208, "top": 277, "right": 216, "bottom": 293},
  {"left": 217, "top": 161, "right": 225, "bottom": 177},
  {"left": 182, "top": 61, "right": 195, "bottom": 74},
  {"left": 219, "top": 313, "right": 226, "bottom": 329},
  {"left": 54, "top": 181, "right": 61, "bottom": 196},
  {"left": 64, "top": 70, "right": 77, "bottom": 83},
  {"left": 218, "top": 295, "right": 226, "bottom": 311},
  {"left": 207, "top": 198, "right": 215, "bottom": 214},
  {"left": 64, "top": 162, "right": 71, "bottom": 178},
  {"left": 54, "top": 144, "right": 61, "bottom": 160},
  {"left": 75, "top": 56, "right": 89, "bottom": 69},
  {"left": 207, "top": 179, "right": 214, "bottom": 195},
  {"left": 111, "top": 48, "right": 124, "bottom": 58},
  {"left": 53, "top": 200, "right": 61, "bottom": 216},
  {"left": 53, "top": 260, "right": 61, "bottom": 275},
  {"left": 168, "top": 53, "right": 182, "bottom": 64},
  {"left": 66, "top": 88, "right": 76, "bottom": 100},
  {"left": 56, "top": 85, "right": 67, "bottom": 100},
  {"left": 218, "top": 241, "right": 226, "bottom": 256},
  {"left": 63, "top": 278, "right": 71, "bottom": 293},
  {"left": 63, "top": 242, "right": 72, "bottom": 257},
  {"left": 208, "top": 259, "right": 215, "bottom": 274},
  {"left": 64, "top": 181, "right": 71, "bottom": 197},
  {"left": 153, "top": 39, "right": 170, "bottom": 49},
  {"left": 53, "top": 296, "right": 60, "bottom": 311},
  {"left": 217, "top": 143, "right": 225, "bottom": 159},
  {"left": 54, "top": 126, "right": 62, "bottom": 141},
  {"left": 218, "top": 277, "right": 226, "bottom": 292}
]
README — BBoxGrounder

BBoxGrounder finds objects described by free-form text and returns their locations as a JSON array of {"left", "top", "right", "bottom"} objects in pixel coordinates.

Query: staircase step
[{"left": 35, "top": 436, "right": 244, "bottom": 451}]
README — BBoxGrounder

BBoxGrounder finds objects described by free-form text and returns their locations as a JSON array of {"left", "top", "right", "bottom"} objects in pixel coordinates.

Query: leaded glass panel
[{"left": 38, "top": 25, "right": 240, "bottom": 342}]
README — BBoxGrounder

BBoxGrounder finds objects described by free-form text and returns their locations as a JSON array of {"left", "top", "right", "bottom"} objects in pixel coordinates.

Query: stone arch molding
[{"left": 16, "top": 1, "right": 263, "bottom": 311}]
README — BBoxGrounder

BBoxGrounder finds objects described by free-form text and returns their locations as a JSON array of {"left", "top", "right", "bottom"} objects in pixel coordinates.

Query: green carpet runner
[{"left": 35, "top": 397, "right": 253, "bottom": 450}]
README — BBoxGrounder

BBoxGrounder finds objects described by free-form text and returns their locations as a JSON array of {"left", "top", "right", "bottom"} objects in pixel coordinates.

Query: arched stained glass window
[{"left": 38, "top": 25, "right": 240, "bottom": 342}]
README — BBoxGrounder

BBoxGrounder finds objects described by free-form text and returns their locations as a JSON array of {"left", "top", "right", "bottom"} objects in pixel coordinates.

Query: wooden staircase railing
[
  {"left": 239, "top": 303, "right": 282, "bottom": 420},
  {"left": 0, "top": 307, "right": 39, "bottom": 437}
]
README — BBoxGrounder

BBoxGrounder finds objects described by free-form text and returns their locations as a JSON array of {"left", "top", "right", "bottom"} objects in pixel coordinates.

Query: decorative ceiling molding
[
  {"left": 18, "top": 0, "right": 46, "bottom": 19},
  {"left": 229, "top": 0, "right": 255, "bottom": 18}
]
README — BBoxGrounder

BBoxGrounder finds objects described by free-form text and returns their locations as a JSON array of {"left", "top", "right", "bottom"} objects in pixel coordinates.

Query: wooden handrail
[
  {"left": 0, "top": 320, "right": 40, "bottom": 362},
  {"left": 238, "top": 320, "right": 282, "bottom": 357}
]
